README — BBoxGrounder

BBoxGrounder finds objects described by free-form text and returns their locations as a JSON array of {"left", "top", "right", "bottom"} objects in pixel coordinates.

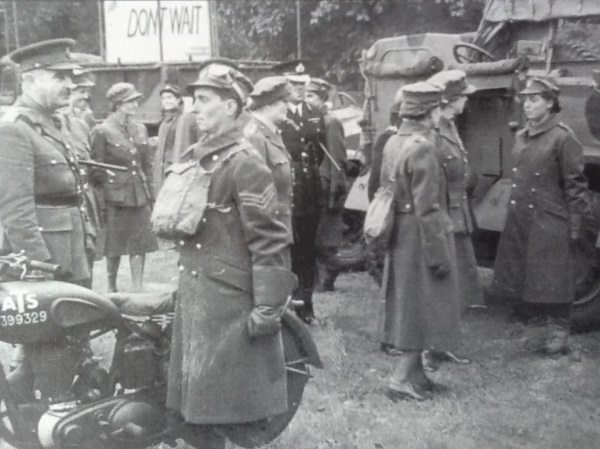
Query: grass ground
[{"left": 2, "top": 249, "right": 600, "bottom": 448}]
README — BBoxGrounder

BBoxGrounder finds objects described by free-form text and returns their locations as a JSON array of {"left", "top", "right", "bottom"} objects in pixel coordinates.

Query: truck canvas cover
[{"left": 483, "top": 0, "right": 600, "bottom": 22}]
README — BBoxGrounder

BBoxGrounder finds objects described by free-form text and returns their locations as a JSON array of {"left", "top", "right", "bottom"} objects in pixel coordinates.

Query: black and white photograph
[{"left": 0, "top": 0, "right": 599, "bottom": 448}]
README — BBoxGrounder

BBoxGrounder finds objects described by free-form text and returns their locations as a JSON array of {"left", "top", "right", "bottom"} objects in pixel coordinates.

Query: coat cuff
[
  {"left": 419, "top": 212, "right": 452, "bottom": 268},
  {"left": 248, "top": 266, "right": 298, "bottom": 338}
]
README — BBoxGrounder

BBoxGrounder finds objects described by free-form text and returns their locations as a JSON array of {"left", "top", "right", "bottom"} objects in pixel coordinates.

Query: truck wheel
[
  {"left": 222, "top": 323, "right": 310, "bottom": 448},
  {"left": 573, "top": 268, "right": 600, "bottom": 330}
]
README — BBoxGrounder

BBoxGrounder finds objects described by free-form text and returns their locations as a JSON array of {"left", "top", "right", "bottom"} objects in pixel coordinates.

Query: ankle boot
[
  {"left": 106, "top": 256, "right": 121, "bottom": 293},
  {"left": 130, "top": 254, "right": 145, "bottom": 292}
]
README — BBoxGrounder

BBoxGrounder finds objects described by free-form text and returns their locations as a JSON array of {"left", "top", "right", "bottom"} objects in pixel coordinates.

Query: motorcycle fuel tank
[{"left": 0, "top": 281, "right": 121, "bottom": 344}]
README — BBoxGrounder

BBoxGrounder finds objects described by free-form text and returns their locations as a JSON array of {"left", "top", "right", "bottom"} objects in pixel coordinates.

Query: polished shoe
[
  {"left": 385, "top": 382, "right": 428, "bottom": 402},
  {"left": 295, "top": 307, "right": 315, "bottom": 325}
]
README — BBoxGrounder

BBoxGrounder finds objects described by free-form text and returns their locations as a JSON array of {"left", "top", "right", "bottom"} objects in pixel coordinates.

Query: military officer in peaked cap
[
  {"left": 0, "top": 38, "right": 90, "bottom": 284},
  {"left": 492, "top": 77, "right": 588, "bottom": 356},
  {"left": 244, "top": 76, "right": 294, "bottom": 248},
  {"left": 165, "top": 64, "right": 296, "bottom": 448},
  {"left": 380, "top": 82, "right": 461, "bottom": 401},
  {"left": 277, "top": 60, "right": 326, "bottom": 323},
  {"left": 305, "top": 78, "right": 349, "bottom": 293}
]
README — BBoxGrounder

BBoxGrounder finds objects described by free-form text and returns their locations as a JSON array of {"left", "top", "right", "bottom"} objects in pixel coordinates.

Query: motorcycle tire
[{"left": 222, "top": 323, "right": 310, "bottom": 448}]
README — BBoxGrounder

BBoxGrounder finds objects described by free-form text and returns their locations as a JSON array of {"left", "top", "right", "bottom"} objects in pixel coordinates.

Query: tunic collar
[
  {"left": 194, "top": 121, "right": 245, "bottom": 161},
  {"left": 251, "top": 111, "right": 278, "bottom": 135},
  {"left": 520, "top": 113, "right": 560, "bottom": 138},
  {"left": 398, "top": 119, "right": 435, "bottom": 139}
]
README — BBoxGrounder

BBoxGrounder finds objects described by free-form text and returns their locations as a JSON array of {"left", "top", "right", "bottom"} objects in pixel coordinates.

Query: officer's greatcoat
[
  {"left": 493, "top": 114, "right": 588, "bottom": 304},
  {"left": 166, "top": 124, "right": 294, "bottom": 424},
  {"left": 379, "top": 120, "right": 461, "bottom": 351},
  {"left": 0, "top": 97, "right": 89, "bottom": 282},
  {"left": 436, "top": 116, "right": 483, "bottom": 308}
]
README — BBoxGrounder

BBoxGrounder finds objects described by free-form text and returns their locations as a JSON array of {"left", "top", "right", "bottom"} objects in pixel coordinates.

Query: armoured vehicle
[{"left": 357, "top": 0, "right": 600, "bottom": 328}]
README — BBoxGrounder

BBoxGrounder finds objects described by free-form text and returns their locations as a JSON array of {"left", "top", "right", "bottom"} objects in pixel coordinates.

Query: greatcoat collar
[{"left": 518, "top": 113, "right": 560, "bottom": 138}]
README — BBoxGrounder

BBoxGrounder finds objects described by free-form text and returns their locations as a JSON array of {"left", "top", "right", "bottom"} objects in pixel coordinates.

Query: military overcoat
[
  {"left": 379, "top": 120, "right": 461, "bottom": 352},
  {"left": 244, "top": 113, "right": 294, "bottom": 246},
  {"left": 493, "top": 114, "right": 588, "bottom": 304},
  {"left": 0, "top": 97, "right": 89, "bottom": 282},
  {"left": 436, "top": 116, "right": 483, "bottom": 308},
  {"left": 166, "top": 124, "right": 294, "bottom": 424}
]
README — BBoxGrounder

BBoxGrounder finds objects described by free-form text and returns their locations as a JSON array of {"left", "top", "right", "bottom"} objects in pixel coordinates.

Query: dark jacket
[
  {"left": 244, "top": 113, "right": 294, "bottom": 246},
  {"left": 154, "top": 109, "right": 198, "bottom": 193},
  {"left": 316, "top": 112, "right": 348, "bottom": 248},
  {"left": 91, "top": 114, "right": 154, "bottom": 207},
  {"left": 379, "top": 120, "right": 461, "bottom": 351},
  {"left": 166, "top": 123, "right": 295, "bottom": 424},
  {"left": 493, "top": 114, "right": 588, "bottom": 304},
  {"left": 280, "top": 102, "right": 325, "bottom": 216},
  {"left": 0, "top": 97, "right": 89, "bottom": 282}
]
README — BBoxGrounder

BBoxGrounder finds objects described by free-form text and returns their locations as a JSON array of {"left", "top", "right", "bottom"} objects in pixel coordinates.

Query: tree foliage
[{"left": 216, "top": 0, "right": 485, "bottom": 88}]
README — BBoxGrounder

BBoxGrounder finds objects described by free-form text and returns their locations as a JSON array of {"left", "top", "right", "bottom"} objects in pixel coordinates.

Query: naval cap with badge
[
  {"left": 8, "top": 38, "right": 81, "bottom": 73},
  {"left": 427, "top": 69, "right": 476, "bottom": 102},
  {"left": 106, "top": 82, "right": 142, "bottom": 106},
  {"left": 186, "top": 63, "right": 249, "bottom": 107},
  {"left": 249, "top": 76, "right": 291, "bottom": 110},
  {"left": 398, "top": 81, "right": 443, "bottom": 118},
  {"left": 272, "top": 59, "right": 311, "bottom": 84}
]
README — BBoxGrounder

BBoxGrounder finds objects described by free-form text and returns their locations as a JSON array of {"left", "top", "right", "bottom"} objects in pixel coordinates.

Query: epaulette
[
  {"left": 243, "top": 121, "right": 258, "bottom": 138},
  {"left": 0, "top": 108, "right": 21, "bottom": 123},
  {"left": 557, "top": 122, "right": 575, "bottom": 134}
]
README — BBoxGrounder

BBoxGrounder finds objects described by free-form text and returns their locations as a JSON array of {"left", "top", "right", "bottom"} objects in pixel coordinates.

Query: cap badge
[{"left": 295, "top": 63, "right": 305, "bottom": 74}]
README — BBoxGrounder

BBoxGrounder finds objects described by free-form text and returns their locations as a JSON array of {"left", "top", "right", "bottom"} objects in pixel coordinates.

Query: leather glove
[
  {"left": 430, "top": 263, "right": 450, "bottom": 279},
  {"left": 247, "top": 266, "right": 298, "bottom": 339}
]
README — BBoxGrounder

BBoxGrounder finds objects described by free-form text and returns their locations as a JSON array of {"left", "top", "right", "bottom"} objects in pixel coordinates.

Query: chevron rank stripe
[{"left": 239, "top": 184, "right": 276, "bottom": 209}]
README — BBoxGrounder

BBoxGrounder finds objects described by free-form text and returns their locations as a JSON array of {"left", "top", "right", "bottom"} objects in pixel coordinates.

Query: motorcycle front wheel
[{"left": 221, "top": 322, "right": 311, "bottom": 448}]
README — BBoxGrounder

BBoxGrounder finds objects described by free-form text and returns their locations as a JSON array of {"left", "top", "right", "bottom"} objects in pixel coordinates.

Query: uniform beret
[
  {"left": 306, "top": 78, "right": 331, "bottom": 96},
  {"left": 106, "top": 82, "right": 142, "bottom": 105},
  {"left": 8, "top": 38, "right": 81, "bottom": 73},
  {"left": 186, "top": 63, "right": 249, "bottom": 106},
  {"left": 273, "top": 59, "right": 311, "bottom": 84},
  {"left": 398, "top": 81, "right": 442, "bottom": 117},
  {"left": 160, "top": 84, "right": 182, "bottom": 97},
  {"left": 519, "top": 77, "right": 560, "bottom": 97},
  {"left": 428, "top": 69, "right": 475, "bottom": 101},
  {"left": 249, "top": 76, "right": 291, "bottom": 109}
]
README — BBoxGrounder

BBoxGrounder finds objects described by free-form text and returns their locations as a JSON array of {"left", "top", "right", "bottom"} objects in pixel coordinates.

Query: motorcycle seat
[{"left": 106, "top": 283, "right": 176, "bottom": 316}]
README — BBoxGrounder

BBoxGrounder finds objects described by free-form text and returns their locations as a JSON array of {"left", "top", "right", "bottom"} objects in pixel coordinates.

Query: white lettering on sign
[
  {"left": 1, "top": 293, "right": 39, "bottom": 313},
  {"left": 104, "top": 1, "right": 213, "bottom": 63},
  {"left": 0, "top": 311, "right": 47, "bottom": 327}
]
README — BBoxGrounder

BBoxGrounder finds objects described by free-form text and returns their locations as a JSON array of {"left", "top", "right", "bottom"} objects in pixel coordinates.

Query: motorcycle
[{"left": 0, "top": 253, "right": 323, "bottom": 449}]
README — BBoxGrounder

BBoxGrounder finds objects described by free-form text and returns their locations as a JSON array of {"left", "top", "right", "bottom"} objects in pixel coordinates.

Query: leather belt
[{"left": 35, "top": 196, "right": 80, "bottom": 207}]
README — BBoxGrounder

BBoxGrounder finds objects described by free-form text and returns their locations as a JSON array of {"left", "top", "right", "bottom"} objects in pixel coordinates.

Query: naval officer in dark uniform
[
  {"left": 277, "top": 61, "right": 326, "bottom": 323},
  {"left": 0, "top": 39, "right": 89, "bottom": 285}
]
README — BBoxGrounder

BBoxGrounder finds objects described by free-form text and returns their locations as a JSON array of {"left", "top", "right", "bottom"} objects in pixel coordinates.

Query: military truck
[{"left": 356, "top": 0, "right": 600, "bottom": 328}]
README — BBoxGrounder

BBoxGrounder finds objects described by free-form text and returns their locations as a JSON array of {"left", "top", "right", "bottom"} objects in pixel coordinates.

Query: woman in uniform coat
[
  {"left": 244, "top": 76, "right": 294, "bottom": 252},
  {"left": 380, "top": 82, "right": 461, "bottom": 401},
  {"left": 492, "top": 78, "right": 588, "bottom": 355},
  {"left": 91, "top": 82, "right": 157, "bottom": 292}
]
